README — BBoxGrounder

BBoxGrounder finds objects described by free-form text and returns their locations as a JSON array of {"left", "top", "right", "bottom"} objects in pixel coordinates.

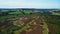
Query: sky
[{"left": 0, "top": 0, "right": 60, "bottom": 9}]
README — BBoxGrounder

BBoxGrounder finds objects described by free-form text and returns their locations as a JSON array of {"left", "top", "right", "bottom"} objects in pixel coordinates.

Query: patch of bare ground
[
  {"left": 48, "top": 23, "right": 55, "bottom": 34},
  {"left": 20, "top": 17, "right": 43, "bottom": 34},
  {"left": 13, "top": 16, "right": 36, "bottom": 26}
]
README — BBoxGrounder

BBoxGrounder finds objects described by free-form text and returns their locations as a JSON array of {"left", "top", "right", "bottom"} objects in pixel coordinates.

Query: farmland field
[{"left": 0, "top": 9, "right": 60, "bottom": 34}]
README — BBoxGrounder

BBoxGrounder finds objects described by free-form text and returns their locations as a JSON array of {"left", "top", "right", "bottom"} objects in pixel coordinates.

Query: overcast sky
[{"left": 0, "top": 0, "right": 60, "bottom": 9}]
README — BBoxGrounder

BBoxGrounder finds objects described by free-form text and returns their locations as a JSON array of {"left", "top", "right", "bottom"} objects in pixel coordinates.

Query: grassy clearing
[
  {"left": 40, "top": 20, "right": 49, "bottom": 34},
  {"left": 9, "top": 11, "right": 22, "bottom": 15},
  {"left": 52, "top": 12, "right": 60, "bottom": 15}
]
